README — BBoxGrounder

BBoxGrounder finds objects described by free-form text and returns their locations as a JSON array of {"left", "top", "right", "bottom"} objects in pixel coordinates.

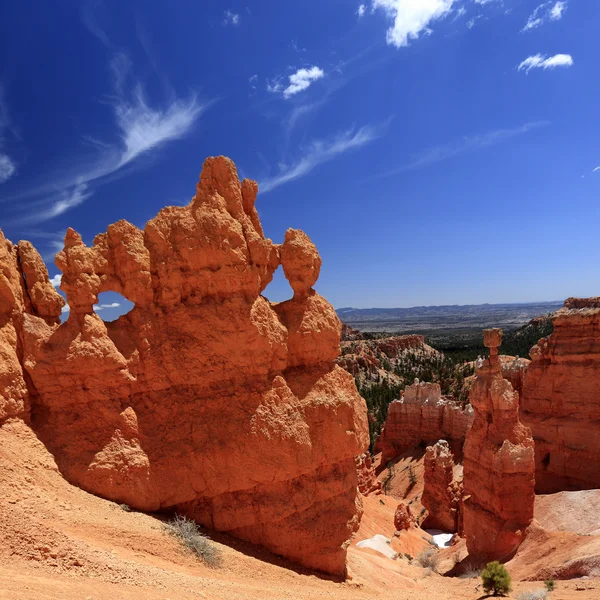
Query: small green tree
[
  {"left": 481, "top": 561, "right": 511, "bottom": 596},
  {"left": 544, "top": 579, "right": 555, "bottom": 592}
]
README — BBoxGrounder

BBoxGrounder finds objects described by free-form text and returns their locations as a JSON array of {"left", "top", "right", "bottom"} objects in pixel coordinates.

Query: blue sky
[{"left": 0, "top": 0, "right": 598, "bottom": 319}]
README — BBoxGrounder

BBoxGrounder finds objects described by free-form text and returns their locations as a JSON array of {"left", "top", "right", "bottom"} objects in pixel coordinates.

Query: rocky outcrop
[
  {"left": 378, "top": 381, "right": 474, "bottom": 463},
  {"left": 0, "top": 233, "right": 64, "bottom": 423},
  {"left": 522, "top": 298, "right": 600, "bottom": 493},
  {"left": 337, "top": 335, "right": 430, "bottom": 384},
  {"left": 356, "top": 452, "right": 382, "bottom": 495},
  {"left": 0, "top": 156, "right": 369, "bottom": 576},
  {"left": 394, "top": 502, "right": 416, "bottom": 531},
  {"left": 463, "top": 329, "right": 535, "bottom": 561},
  {"left": 422, "top": 440, "right": 463, "bottom": 533}
]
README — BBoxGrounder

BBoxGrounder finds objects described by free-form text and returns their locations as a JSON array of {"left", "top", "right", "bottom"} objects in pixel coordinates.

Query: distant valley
[{"left": 336, "top": 301, "right": 563, "bottom": 345}]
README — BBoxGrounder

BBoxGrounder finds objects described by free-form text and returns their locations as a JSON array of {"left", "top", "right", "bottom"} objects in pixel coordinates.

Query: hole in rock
[
  {"left": 261, "top": 265, "right": 292, "bottom": 304},
  {"left": 93, "top": 292, "right": 135, "bottom": 322}
]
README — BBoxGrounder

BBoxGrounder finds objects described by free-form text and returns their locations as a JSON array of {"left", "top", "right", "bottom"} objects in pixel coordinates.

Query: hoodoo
[
  {"left": 462, "top": 328, "right": 535, "bottom": 560},
  {"left": 0, "top": 156, "right": 369, "bottom": 575}
]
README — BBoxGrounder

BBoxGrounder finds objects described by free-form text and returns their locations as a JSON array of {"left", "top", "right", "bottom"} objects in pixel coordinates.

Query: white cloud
[
  {"left": 114, "top": 84, "right": 203, "bottom": 166},
  {"left": 223, "top": 10, "right": 240, "bottom": 26},
  {"left": 592, "top": 166, "right": 600, "bottom": 173},
  {"left": 357, "top": 4, "right": 366, "bottom": 17},
  {"left": 94, "top": 302, "right": 121, "bottom": 311},
  {"left": 0, "top": 154, "right": 16, "bottom": 183},
  {"left": 0, "top": 88, "right": 16, "bottom": 183},
  {"left": 550, "top": 1, "right": 567, "bottom": 19},
  {"left": 377, "top": 121, "right": 548, "bottom": 176},
  {"left": 273, "top": 67, "right": 325, "bottom": 99},
  {"left": 371, "top": 0, "right": 455, "bottom": 48},
  {"left": 50, "top": 274, "right": 62, "bottom": 288},
  {"left": 260, "top": 123, "right": 385, "bottom": 193},
  {"left": 61, "top": 304, "right": 70, "bottom": 314},
  {"left": 518, "top": 53, "right": 573, "bottom": 73},
  {"left": 4, "top": 53, "right": 207, "bottom": 223},
  {"left": 522, "top": 1, "right": 567, "bottom": 32}
]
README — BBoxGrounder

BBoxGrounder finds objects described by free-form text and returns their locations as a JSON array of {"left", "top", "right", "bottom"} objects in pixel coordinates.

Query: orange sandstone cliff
[
  {"left": 522, "top": 297, "right": 600, "bottom": 493},
  {"left": 378, "top": 381, "right": 474, "bottom": 463},
  {"left": 0, "top": 156, "right": 369, "bottom": 576},
  {"left": 462, "top": 329, "right": 535, "bottom": 561}
]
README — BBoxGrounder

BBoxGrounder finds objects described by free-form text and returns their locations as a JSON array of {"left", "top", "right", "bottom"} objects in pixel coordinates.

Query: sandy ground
[{"left": 2, "top": 420, "right": 600, "bottom": 599}]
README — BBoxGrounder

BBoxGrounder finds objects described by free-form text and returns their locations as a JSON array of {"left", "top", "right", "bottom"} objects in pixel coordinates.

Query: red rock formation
[
  {"left": 377, "top": 380, "right": 474, "bottom": 463},
  {"left": 337, "top": 334, "right": 429, "bottom": 382},
  {"left": 422, "top": 440, "right": 463, "bottom": 533},
  {"left": 522, "top": 298, "right": 600, "bottom": 493},
  {"left": 0, "top": 156, "right": 369, "bottom": 576},
  {"left": 0, "top": 232, "right": 64, "bottom": 423},
  {"left": 355, "top": 452, "right": 382, "bottom": 495},
  {"left": 463, "top": 329, "right": 535, "bottom": 561},
  {"left": 394, "top": 502, "right": 416, "bottom": 531}
]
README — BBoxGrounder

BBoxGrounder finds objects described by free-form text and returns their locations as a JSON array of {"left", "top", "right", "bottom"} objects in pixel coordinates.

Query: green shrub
[
  {"left": 408, "top": 465, "right": 417, "bottom": 486},
  {"left": 481, "top": 561, "right": 511, "bottom": 596},
  {"left": 166, "top": 515, "right": 222, "bottom": 568},
  {"left": 544, "top": 579, "right": 555, "bottom": 592}
]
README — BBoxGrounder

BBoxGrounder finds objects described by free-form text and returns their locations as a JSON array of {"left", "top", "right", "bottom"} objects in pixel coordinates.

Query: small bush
[
  {"left": 544, "top": 579, "right": 555, "bottom": 592},
  {"left": 481, "top": 561, "right": 511, "bottom": 596},
  {"left": 516, "top": 591, "right": 547, "bottom": 600},
  {"left": 458, "top": 561, "right": 481, "bottom": 579},
  {"left": 119, "top": 503, "right": 131, "bottom": 512},
  {"left": 166, "top": 515, "right": 222, "bottom": 568},
  {"left": 404, "top": 553, "right": 413, "bottom": 561},
  {"left": 408, "top": 465, "right": 417, "bottom": 486},
  {"left": 416, "top": 547, "right": 439, "bottom": 572}
]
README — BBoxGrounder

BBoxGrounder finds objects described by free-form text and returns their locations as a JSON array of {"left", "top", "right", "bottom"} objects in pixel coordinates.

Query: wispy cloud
[
  {"left": 592, "top": 166, "right": 600, "bottom": 174},
  {"left": 260, "top": 122, "right": 388, "bottom": 193},
  {"left": 518, "top": 53, "right": 573, "bottom": 73},
  {"left": 522, "top": 1, "right": 567, "bottom": 32},
  {"left": 223, "top": 10, "right": 240, "bottom": 26},
  {"left": 5, "top": 47, "right": 207, "bottom": 224},
  {"left": 0, "top": 87, "right": 17, "bottom": 184},
  {"left": 371, "top": 0, "right": 455, "bottom": 48},
  {"left": 268, "top": 67, "right": 325, "bottom": 99},
  {"left": 357, "top": 4, "right": 366, "bottom": 17},
  {"left": 375, "top": 121, "right": 548, "bottom": 177},
  {"left": 50, "top": 274, "right": 62, "bottom": 288}
]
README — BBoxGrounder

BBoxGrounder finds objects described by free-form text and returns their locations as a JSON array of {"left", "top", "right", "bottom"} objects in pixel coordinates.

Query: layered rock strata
[
  {"left": 522, "top": 298, "right": 600, "bottom": 493},
  {"left": 0, "top": 156, "right": 369, "bottom": 575},
  {"left": 422, "top": 440, "right": 463, "bottom": 533},
  {"left": 463, "top": 329, "right": 535, "bottom": 561},
  {"left": 378, "top": 381, "right": 474, "bottom": 463}
]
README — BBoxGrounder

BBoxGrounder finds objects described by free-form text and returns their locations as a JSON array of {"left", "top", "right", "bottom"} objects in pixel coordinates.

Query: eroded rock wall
[
  {"left": 463, "top": 329, "right": 535, "bottom": 561},
  {"left": 378, "top": 381, "right": 474, "bottom": 463},
  {"left": 1, "top": 156, "right": 369, "bottom": 576},
  {"left": 522, "top": 298, "right": 600, "bottom": 493}
]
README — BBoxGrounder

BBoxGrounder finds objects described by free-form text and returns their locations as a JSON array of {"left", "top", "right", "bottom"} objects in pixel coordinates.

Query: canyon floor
[{"left": 3, "top": 420, "right": 600, "bottom": 600}]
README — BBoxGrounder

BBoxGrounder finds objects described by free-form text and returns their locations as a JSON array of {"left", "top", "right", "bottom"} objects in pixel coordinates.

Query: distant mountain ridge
[{"left": 336, "top": 301, "right": 564, "bottom": 340}]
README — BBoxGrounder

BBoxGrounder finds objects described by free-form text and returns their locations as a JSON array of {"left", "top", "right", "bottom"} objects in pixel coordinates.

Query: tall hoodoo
[
  {"left": 522, "top": 297, "right": 600, "bottom": 492},
  {"left": 422, "top": 440, "right": 462, "bottom": 533},
  {"left": 0, "top": 156, "right": 369, "bottom": 576},
  {"left": 463, "top": 328, "right": 535, "bottom": 561}
]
